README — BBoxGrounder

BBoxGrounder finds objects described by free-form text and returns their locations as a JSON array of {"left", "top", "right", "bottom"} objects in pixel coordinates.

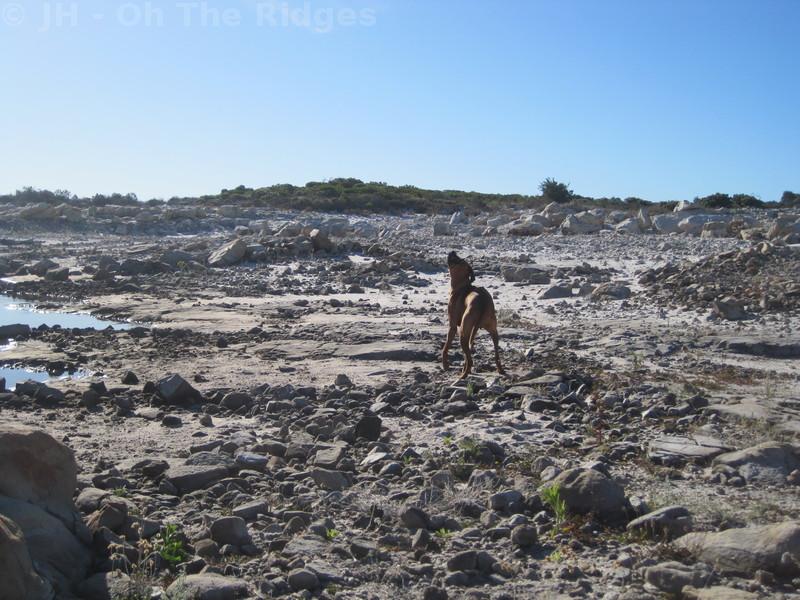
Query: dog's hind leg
[
  {"left": 441, "top": 324, "right": 457, "bottom": 370},
  {"left": 488, "top": 324, "right": 505, "bottom": 375},
  {"left": 469, "top": 325, "right": 478, "bottom": 353},
  {"left": 459, "top": 327, "right": 474, "bottom": 379}
]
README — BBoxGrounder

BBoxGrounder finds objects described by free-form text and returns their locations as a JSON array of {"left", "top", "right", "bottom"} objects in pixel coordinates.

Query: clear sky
[{"left": 1, "top": 0, "right": 798, "bottom": 201}]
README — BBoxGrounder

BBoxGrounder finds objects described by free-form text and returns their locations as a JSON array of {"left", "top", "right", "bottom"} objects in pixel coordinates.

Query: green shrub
[{"left": 539, "top": 178, "right": 573, "bottom": 204}]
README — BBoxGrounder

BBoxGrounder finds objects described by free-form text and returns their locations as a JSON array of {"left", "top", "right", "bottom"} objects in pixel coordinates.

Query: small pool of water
[
  {"left": 0, "top": 295, "right": 133, "bottom": 332},
  {"left": 1, "top": 366, "right": 90, "bottom": 391}
]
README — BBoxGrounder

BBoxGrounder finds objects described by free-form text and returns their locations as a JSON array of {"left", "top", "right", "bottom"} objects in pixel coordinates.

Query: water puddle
[
  {"left": 0, "top": 294, "right": 134, "bottom": 332},
  {"left": 1, "top": 365, "right": 90, "bottom": 391}
]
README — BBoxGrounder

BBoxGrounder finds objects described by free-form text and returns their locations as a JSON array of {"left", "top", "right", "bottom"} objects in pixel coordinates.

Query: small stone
[
  {"left": 510, "top": 524, "right": 538, "bottom": 548},
  {"left": 447, "top": 550, "right": 477, "bottom": 572},
  {"left": 400, "top": 506, "right": 430, "bottom": 530},
  {"left": 209, "top": 516, "right": 251, "bottom": 547},
  {"left": 161, "top": 414, "right": 182, "bottom": 428},
  {"left": 287, "top": 568, "right": 319, "bottom": 591}
]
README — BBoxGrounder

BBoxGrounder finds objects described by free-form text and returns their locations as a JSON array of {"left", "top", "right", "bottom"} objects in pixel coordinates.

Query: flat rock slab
[
  {"left": 334, "top": 341, "right": 437, "bottom": 362},
  {"left": 282, "top": 535, "right": 330, "bottom": 557},
  {"left": 683, "top": 586, "right": 759, "bottom": 600},
  {"left": 712, "top": 442, "right": 800, "bottom": 485},
  {"left": 648, "top": 434, "right": 732, "bottom": 465},
  {"left": 715, "top": 336, "right": 800, "bottom": 359},
  {"left": 165, "top": 464, "right": 229, "bottom": 494},
  {"left": 674, "top": 521, "right": 800, "bottom": 576}
]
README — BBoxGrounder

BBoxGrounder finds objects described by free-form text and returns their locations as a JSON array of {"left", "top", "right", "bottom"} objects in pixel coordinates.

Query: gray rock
[
  {"left": 234, "top": 452, "right": 269, "bottom": 471},
  {"left": 210, "top": 516, "right": 251, "bottom": 547},
  {"left": 161, "top": 414, "right": 182, "bottom": 427},
  {"left": 44, "top": 267, "right": 70, "bottom": 281},
  {"left": 220, "top": 392, "right": 253, "bottom": 411},
  {"left": 156, "top": 374, "right": 201, "bottom": 405},
  {"left": 76, "top": 571, "right": 131, "bottom": 600},
  {"left": 165, "top": 464, "right": 228, "bottom": 494},
  {"left": 400, "top": 506, "right": 431, "bottom": 530},
  {"left": 591, "top": 283, "right": 631, "bottom": 300},
  {"left": 310, "top": 229, "right": 334, "bottom": 252},
  {"left": 310, "top": 468, "right": 350, "bottom": 491},
  {"left": 312, "top": 445, "right": 346, "bottom": 469},
  {"left": 447, "top": 550, "right": 477, "bottom": 572},
  {"left": 0, "top": 425, "right": 78, "bottom": 522},
  {"left": 0, "top": 514, "right": 53, "bottom": 600},
  {"left": 355, "top": 415, "right": 382, "bottom": 441},
  {"left": 682, "top": 586, "right": 759, "bottom": 600},
  {"left": 433, "top": 221, "right": 452, "bottom": 236},
  {"left": 208, "top": 239, "right": 247, "bottom": 267},
  {"left": 712, "top": 297, "right": 750, "bottom": 321},
  {"left": 287, "top": 568, "right": 319, "bottom": 591},
  {"left": 501, "top": 265, "right": 550, "bottom": 284},
  {"left": 712, "top": 442, "right": 800, "bottom": 485},
  {"left": 510, "top": 524, "right": 538, "bottom": 548},
  {"left": 75, "top": 488, "right": 109, "bottom": 514},
  {"left": 166, "top": 574, "right": 249, "bottom": 599},
  {"left": 643, "top": 561, "right": 712, "bottom": 595},
  {"left": 648, "top": 434, "right": 731, "bottom": 466},
  {"left": 0, "top": 496, "right": 91, "bottom": 596},
  {"left": 546, "top": 467, "right": 630, "bottom": 522},
  {"left": 232, "top": 500, "right": 269, "bottom": 521},
  {"left": 539, "top": 285, "right": 573, "bottom": 299},
  {"left": 674, "top": 521, "right": 800, "bottom": 576},
  {"left": 561, "top": 211, "right": 604, "bottom": 235},
  {"left": 626, "top": 505, "right": 693, "bottom": 540}
]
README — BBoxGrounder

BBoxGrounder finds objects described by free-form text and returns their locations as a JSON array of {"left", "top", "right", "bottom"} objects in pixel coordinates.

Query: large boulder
[
  {"left": 0, "top": 425, "right": 77, "bottom": 522},
  {"left": 546, "top": 467, "right": 630, "bottom": 522},
  {"left": 309, "top": 229, "right": 334, "bottom": 252},
  {"left": 673, "top": 521, "right": 800, "bottom": 576},
  {"left": 767, "top": 217, "right": 800, "bottom": 241},
  {"left": 615, "top": 217, "right": 642, "bottom": 233},
  {"left": 0, "top": 497, "right": 90, "bottom": 595},
  {"left": 678, "top": 214, "right": 730, "bottom": 235},
  {"left": 156, "top": 374, "right": 202, "bottom": 405},
  {"left": 652, "top": 213, "right": 685, "bottom": 234},
  {"left": 506, "top": 221, "right": 545, "bottom": 236},
  {"left": 673, "top": 200, "right": 699, "bottom": 212},
  {"left": 0, "top": 514, "right": 52, "bottom": 600},
  {"left": 208, "top": 239, "right": 247, "bottom": 267},
  {"left": 561, "top": 210, "right": 604, "bottom": 235},
  {"left": 700, "top": 220, "right": 731, "bottom": 238},
  {"left": 711, "top": 442, "right": 800, "bottom": 485},
  {"left": 540, "top": 202, "right": 572, "bottom": 227}
]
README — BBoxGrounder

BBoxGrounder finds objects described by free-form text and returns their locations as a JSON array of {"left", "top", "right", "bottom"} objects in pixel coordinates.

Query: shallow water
[
  {"left": 0, "top": 294, "right": 133, "bottom": 331},
  {"left": 0, "top": 365, "right": 90, "bottom": 391}
]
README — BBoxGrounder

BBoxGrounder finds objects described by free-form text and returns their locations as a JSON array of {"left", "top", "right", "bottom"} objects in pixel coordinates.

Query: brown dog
[{"left": 441, "top": 251, "right": 504, "bottom": 378}]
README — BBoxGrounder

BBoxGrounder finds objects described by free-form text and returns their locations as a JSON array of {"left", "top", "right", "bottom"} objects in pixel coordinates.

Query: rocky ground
[{"left": 0, "top": 200, "right": 799, "bottom": 600}]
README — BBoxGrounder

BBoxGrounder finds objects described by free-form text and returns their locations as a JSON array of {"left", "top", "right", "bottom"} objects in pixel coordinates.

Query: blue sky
[{"left": 1, "top": 0, "right": 798, "bottom": 201}]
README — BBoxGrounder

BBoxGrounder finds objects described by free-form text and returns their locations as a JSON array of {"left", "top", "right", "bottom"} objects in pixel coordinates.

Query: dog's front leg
[{"left": 441, "top": 324, "right": 457, "bottom": 370}]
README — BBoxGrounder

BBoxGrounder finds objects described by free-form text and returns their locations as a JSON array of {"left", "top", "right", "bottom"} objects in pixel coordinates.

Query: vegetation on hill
[{"left": 0, "top": 179, "right": 792, "bottom": 216}]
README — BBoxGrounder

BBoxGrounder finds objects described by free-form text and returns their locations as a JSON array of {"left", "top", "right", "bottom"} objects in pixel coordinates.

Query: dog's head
[
  {"left": 447, "top": 251, "right": 464, "bottom": 267},
  {"left": 447, "top": 251, "right": 475, "bottom": 284}
]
